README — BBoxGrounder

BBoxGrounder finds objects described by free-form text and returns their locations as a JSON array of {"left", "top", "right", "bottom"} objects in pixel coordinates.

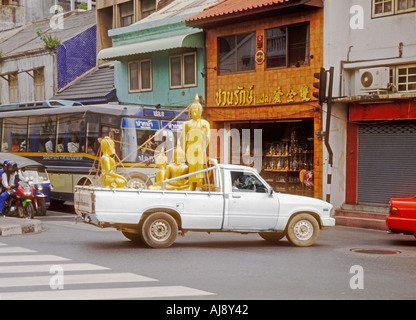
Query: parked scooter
[{"left": 2, "top": 181, "right": 35, "bottom": 219}]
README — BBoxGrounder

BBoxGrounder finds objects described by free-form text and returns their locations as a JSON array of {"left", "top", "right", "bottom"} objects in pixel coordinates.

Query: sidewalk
[{"left": 0, "top": 216, "right": 43, "bottom": 236}]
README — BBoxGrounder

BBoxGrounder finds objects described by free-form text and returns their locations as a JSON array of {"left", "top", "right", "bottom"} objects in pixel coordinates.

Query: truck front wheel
[
  {"left": 141, "top": 212, "right": 178, "bottom": 248},
  {"left": 286, "top": 213, "right": 320, "bottom": 247}
]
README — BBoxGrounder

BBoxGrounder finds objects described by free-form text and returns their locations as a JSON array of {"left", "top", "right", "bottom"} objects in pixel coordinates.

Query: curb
[{"left": 0, "top": 217, "right": 43, "bottom": 236}]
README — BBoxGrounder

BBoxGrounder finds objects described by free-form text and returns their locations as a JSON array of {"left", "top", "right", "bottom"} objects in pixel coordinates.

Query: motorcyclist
[{"left": 0, "top": 161, "right": 19, "bottom": 214}]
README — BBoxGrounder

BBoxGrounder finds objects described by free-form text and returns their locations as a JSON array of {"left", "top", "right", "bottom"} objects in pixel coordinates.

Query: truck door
[{"left": 224, "top": 170, "right": 279, "bottom": 230}]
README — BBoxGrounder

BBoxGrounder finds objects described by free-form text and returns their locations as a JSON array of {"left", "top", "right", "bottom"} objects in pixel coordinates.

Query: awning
[{"left": 98, "top": 30, "right": 203, "bottom": 60}]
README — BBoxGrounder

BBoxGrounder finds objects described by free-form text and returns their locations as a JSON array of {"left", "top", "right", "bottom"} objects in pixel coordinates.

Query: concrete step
[{"left": 335, "top": 208, "right": 389, "bottom": 231}]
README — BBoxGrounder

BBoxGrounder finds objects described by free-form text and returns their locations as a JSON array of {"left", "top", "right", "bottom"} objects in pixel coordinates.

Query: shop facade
[
  {"left": 346, "top": 99, "right": 416, "bottom": 206},
  {"left": 186, "top": 0, "right": 325, "bottom": 199}
]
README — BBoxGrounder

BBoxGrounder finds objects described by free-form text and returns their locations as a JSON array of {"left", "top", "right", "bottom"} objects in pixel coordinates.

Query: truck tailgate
[{"left": 74, "top": 186, "right": 95, "bottom": 215}]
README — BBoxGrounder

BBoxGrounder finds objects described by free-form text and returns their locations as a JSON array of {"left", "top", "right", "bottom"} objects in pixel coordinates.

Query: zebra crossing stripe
[
  {"left": 0, "top": 263, "right": 110, "bottom": 274},
  {"left": 0, "top": 255, "right": 71, "bottom": 263},
  {"left": 0, "top": 286, "right": 215, "bottom": 300},
  {"left": 0, "top": 247, "right": 37, "bottom": 254},
  {"left": 0, "top": 244, "right": 215, "bottom": 300},
  {"left": 0, "top": 272, "right": 157, "bottom": 288}
]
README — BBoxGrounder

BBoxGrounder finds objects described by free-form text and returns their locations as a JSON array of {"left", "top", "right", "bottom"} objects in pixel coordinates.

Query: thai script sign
[
  {"left": 121, "top": 118, "right": 160, "bottom": 130},
  {"left": 161, "top": 121, "right": 183, "bottom": 132},
  {"left": 215, "top": 84, "right": 311, "bottom": 106}
]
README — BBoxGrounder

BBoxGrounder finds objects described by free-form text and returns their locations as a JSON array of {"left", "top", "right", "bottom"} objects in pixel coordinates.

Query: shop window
[
  {"left": 397, "top": 65, "right": 416, "bottom": 92},
  {"left": 230, "top": 120, "right": 315, "bottom": 197},
  {"left": 266, "top": 23, "right": 310, "bottom": 69},
  {"left": 2, "top": 118, "right": 28, "bottom": 153},
  {"left": 57, "top": 115, "right": 86, "bottom": 153},
  {"left": 28, "top": 116, "right": 57, "bottom": 153},
  {"left": 218, "top": 32, "right": 256, "bottom": 75},
  {"left": 128, "top": 59, "right": 152, "bottom": 92},
  {"left": 169, "top": 52, "right": 197, "bottom": 89}
]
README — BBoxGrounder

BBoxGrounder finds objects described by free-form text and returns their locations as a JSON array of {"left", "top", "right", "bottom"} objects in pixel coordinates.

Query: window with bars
[
  {"left": 373, "top": 0, "right": 416, "bottom": 17},
  {"left": 397, "top": 65, "right": 416, "bottom": 92}
]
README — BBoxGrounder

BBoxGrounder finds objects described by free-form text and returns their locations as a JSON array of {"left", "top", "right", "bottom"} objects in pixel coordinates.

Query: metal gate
[{"left": 358, "top": 121, "right": 416, "bottom": 205}]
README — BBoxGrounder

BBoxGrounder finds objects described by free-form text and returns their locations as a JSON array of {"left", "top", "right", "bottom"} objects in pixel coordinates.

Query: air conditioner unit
[{"left": 359, "top": 67, "right": 390, "bottom": 92}]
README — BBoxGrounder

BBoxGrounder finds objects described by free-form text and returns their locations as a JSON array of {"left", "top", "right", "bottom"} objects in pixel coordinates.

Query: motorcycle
[
  {"left": 2, "top": 181, "right": 35, "bottom": 219},
  {"left": 32, "top": 183, "right": 47, "bottom": 216}
]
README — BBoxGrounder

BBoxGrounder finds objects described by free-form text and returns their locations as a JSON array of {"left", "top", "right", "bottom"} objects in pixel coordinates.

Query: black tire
[
  {"left": 259, "top": 231, "right": 286, "bottom": 242},
  {"left": 141, "top": 212, "right": 178, "bottom": 248},
  {"left": 286, "top": 213, "right": 320, "bottom": 247},
  {"left": 23, "top": 202, "right": 35, "bottom": 219},
  {"left": 122, "top": 231, "right": 143, "bottom": 244},
  {"left": 36, "top": 199, "right": 47, "bottom": 216}
]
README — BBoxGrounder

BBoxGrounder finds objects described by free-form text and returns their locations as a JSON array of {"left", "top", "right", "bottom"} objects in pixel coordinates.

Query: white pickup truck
[{"left": 74, "top": 162, "right": 335, "bottom": 248}]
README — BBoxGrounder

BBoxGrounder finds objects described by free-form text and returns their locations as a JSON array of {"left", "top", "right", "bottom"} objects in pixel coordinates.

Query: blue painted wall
[
  {"left": 115, "top": 48, "right": 205, "bottom": 107},
  {"left": 56, "top": 25, "right": 97, "bottom": 90}
]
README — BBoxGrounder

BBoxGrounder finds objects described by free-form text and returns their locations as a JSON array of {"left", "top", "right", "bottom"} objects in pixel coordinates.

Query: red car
[{"left": 387, "top": 198, "right": 416, "bottom": 238}]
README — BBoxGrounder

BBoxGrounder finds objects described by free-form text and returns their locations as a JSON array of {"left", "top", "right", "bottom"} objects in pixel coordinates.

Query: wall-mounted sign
[
  {"left": 214, "top": 84, "right": 311, "bottom": 107},
  {"left": 255, "top": 50, "right": 265, "bottom": 65},
  {"left": 121, "top": 118, "right": 160, "bottom": 130},
  {"left": 257, "top": 35, "right": 263, "bottom": 48}
]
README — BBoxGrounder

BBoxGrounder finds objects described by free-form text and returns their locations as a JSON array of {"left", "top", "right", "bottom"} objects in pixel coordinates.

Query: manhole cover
[{"left": 350, "top": 248, "right": 402, "bottom": 255}]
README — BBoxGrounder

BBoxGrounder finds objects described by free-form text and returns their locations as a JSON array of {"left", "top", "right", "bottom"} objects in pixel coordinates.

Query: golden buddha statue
[
  {"left": 99, "top": 136, "right": 127, "bottom": 188},
  {"left": 164, "top": 148, "right": 189, "bottom": 190},
  {"left": 148, "top": 148, "right": 168, "bottom": 190},
  {"left": 183, "top": 94, "right": 210, "bottom": 191}
]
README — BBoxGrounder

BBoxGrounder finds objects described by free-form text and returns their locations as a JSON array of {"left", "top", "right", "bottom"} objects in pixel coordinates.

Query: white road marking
[
  {"left": 0, "top": 286, "right": 215, "bottom": 300},
  {"left": 0, "top": 273, "right": 157, "bottom": 287},
  {"left": 0, "top": 263, "right": 110, "bottom": 274}
]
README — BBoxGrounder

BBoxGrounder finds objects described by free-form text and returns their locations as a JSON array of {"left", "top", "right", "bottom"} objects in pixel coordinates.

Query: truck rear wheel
[
  {"left": 286, "top": 213, "right": 319, "bottom": 247},
  {"left": 141, "top": 212, "right": 178, "bottom": 248}
]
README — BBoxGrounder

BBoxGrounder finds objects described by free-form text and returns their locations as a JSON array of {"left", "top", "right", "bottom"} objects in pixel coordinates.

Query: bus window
[
  {"left": 101, "top": 125, "right": 120, "bottom": 158},
  {"left": 57, "top": 115, "right": 85, "bottom": 153},
  {"left": 121, "top": 118, "right": 161, "bottom": 164},
  {"left": 28, "top": 116, "right": 56, "bottom": 153},
  {"left": 86, "top": 114, "right": 99, "bottom": 156},
  {"left": 121, "top": 118, "right": 183, "bottom": 165},
  {"left": 3, "top": 118, "right": 28, "bottom": 152}
]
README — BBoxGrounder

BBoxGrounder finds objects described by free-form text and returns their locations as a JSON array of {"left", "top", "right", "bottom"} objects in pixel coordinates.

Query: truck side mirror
[{"left": 269, "top": 188, "right": 274, "bottom": 196}]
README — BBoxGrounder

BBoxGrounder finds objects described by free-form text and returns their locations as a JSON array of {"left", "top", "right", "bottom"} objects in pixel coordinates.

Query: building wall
[
  {"left": 0, "top": 53, "right": 55, "bottom": 103},
  {"left": 323, "top": 0, "right": 416, "bottom": 208},
  {"left": 115, "top": 48, "right": 205, "bottom": 107},
  {"left": 56, "top": 25, "right": 97, "bottom": 90},
  {"left": 204, "top": 7, "right": 324, "bottom": 199},
  {"left": 0, "top": 4, "right": 25, "bottom": 30}
]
